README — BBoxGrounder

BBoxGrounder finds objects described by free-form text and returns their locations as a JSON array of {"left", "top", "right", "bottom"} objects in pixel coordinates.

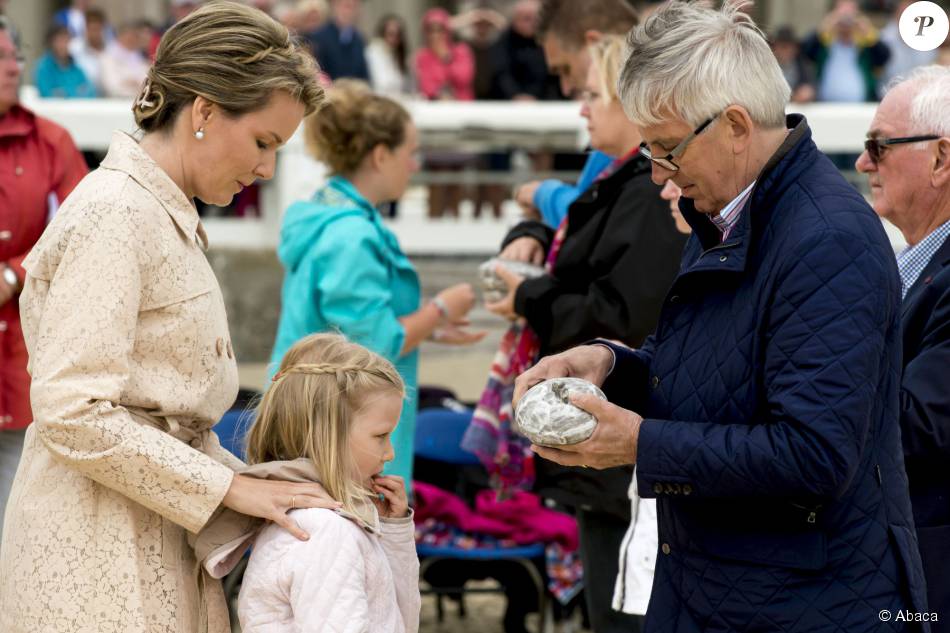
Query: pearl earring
[{"left": 195, "top": 128, "right": 205, "bottom": 140}]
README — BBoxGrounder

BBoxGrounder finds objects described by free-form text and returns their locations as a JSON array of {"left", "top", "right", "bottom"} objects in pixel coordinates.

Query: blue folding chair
[
  {"left": 414, "top": 408, "right": 549, "bottom": 631},
  {"left": 213, "top": 407, "right": 255, "bottom": 462}
]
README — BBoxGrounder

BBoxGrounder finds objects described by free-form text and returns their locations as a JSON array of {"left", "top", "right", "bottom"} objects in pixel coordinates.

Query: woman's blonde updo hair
[
  {"left": 304, "top": 79, "right": 411, "bottom": 175},
  {"left": 134, "top": 1, "right": 324, "bottom": 133},
  {"left": 589, "top": 35, "right": 628, "bottom": 104},
  {"left": 246, "top": 333, "right": 405, "bottom": 522}
]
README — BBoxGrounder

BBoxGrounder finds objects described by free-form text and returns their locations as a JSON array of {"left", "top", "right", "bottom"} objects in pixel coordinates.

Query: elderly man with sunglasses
[
  {"left": 856, "top": 64, "right": 950, "bottom": 633},
  {"left": 514, "top": 2, "right": 929, "bottom": 631}
]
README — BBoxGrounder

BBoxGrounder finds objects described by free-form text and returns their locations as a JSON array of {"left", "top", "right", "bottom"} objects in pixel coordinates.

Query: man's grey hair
[
  {"left": 886, "top": 65, "right": 950, "bottom": 141},
  {"left": 618, "top": 0, "right": 790, "bottom": 129}
]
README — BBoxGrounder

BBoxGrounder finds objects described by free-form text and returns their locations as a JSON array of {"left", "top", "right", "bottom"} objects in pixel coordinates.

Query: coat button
[
  {"left": 189, "top": 438, "right": 202, "bottom": 449},
  {"left": 0, "top": 230, "right": 11, "bottom": 241},
  {"left": 226, "top": 341, "right": 234, "bottom": 359},
  {"left": 0, "top": 321, "right": 7, "bottom": 332},
  {"left": 719, "top": 255, "right": 728, "bottom": 262},
  {"left": 669, "top": 295, "right": 679, "bottom": 303},
  {"left": 14, "top": 166, "right": 23, "bottom": 176},
  {"left": 672, "top": 483, "right": 682, "bottom": 495},
  {"left": 651, "top": 375, "right": 660, "bottom": 388},
  {"left": 661, "top": 543, "right": 671, "bottom": 555},
  {"left": 653, "top": 483, "right": 663, "bottom": 495},
  {"left": 215, "top": 338, "right": 224, "bottom": 356},
  {"left": 682, "top": 484, "right": 693, "bottom": 496}
]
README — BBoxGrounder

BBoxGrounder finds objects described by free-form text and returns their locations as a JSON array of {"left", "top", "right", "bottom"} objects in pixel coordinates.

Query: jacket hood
[{"left": 277, "top": 177, "right": 374, "bottom": 272}]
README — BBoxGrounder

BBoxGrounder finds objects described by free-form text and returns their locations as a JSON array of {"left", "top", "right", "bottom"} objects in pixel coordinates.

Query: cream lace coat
[{"left": 0, "top": 132, "right": 242, "bottom": 633}]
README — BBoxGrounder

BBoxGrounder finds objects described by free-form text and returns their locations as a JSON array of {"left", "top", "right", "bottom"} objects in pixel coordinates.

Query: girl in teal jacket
[{"left": 271, "top": 81, "right": 484, "bottom": 484}]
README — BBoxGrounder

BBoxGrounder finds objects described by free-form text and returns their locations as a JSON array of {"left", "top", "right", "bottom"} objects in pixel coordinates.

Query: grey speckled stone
[
  {"left": 478, "top": 258, "right": 547, "bottom": 303},
  {"left": 514, "top": 378, "right": 606, "bottom": 447}
]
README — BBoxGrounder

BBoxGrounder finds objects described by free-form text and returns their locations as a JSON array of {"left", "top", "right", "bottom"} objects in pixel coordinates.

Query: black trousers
[{"left": 576, "top": 507, "right": 644, "bottom": 633}]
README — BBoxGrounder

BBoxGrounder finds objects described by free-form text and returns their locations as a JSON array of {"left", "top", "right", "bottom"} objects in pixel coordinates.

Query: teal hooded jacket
[{"left": 270, "top": 176, "right": 421, "bottom": 482}]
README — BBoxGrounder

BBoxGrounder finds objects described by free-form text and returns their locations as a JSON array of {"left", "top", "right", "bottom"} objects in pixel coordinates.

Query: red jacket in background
[
  {"left": 0, "top": 103, "right": 87, "bottom": 431},
  {"left": 415, "top": 42, "right": 475, "bottom": 101}
]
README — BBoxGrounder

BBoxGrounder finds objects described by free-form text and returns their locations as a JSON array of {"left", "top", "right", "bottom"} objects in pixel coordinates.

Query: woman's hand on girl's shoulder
[
  {"left": 222, "top": 474, "right": 342, "bottom": 541},
  {"left": 371, "top": 475, "right": 409, "bottom": 519}
]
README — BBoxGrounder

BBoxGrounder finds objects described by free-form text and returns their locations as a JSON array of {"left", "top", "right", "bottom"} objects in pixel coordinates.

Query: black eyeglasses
[
  {"left": 864, "top": 135, "right": 940, "bottom": 163},
  {"left": 639, "top": 112, "right": 721, "bottom": 172}
]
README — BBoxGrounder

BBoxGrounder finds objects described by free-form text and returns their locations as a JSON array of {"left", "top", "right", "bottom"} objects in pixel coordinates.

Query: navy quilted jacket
[{"left": 602, "top": 115, "right": 930, "bottom": 632}]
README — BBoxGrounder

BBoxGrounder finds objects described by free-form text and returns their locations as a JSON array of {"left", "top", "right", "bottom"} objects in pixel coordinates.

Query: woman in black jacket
[{"left": 474, "top": 35, "right": 688, "bottom": 633}]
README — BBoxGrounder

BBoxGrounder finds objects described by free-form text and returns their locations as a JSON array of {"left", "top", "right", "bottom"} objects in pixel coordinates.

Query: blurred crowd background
[
  {"left": 6, "top": 0, "right": 950, "bottom": 105},
  {"left": 3, "top": 0, "right": 949, "bottom": 382},
  {"left": 3, "top": 0, "right": 949, "bottom": 222},
  {"left": 1, "top": 0, "right": 946, "bottom": 220}
]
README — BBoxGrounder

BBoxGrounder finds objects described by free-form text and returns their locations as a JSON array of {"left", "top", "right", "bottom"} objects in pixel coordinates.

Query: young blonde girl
[{"left": 237, "top": 333, "right": 420, "bottom": 633}]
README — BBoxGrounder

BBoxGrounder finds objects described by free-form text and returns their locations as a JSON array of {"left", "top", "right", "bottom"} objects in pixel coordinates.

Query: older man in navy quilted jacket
[{"left": 515, "top": 1, "right": 930, "bottom": 631}]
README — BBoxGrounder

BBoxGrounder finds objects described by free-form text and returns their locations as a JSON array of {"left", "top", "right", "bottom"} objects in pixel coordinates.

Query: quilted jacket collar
[
  {"left": 680, "top": 114, "right": 812, "bottom": 275},
  {"left": 100, "top": 131, "right": 207, "bottom": 249}
]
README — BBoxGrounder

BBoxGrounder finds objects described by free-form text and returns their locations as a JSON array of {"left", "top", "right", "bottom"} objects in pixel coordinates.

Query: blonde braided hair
[
  {"left": 271, "top": 362, "right": 397, "bottom": 386},
  {"left": 247, "top": 333, "right": 405, "bottom": 523}
]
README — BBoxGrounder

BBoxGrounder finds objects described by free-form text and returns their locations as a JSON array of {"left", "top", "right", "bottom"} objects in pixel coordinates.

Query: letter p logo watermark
[
  {"left": 900, "top": 1, "right": 949, "bottom": 51},
  {"left": 916, "top": 14, "right": 935, "bottom": 36}
]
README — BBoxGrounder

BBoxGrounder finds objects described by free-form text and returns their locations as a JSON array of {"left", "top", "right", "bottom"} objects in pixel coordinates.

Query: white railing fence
[{"left": 20, "top": 87, "right": 878, "bottom": 254}]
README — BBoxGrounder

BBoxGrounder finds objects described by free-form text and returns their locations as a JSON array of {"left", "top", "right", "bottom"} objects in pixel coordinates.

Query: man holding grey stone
[{"left": 515, "top": 2, "right": 928, "bottom": 631}]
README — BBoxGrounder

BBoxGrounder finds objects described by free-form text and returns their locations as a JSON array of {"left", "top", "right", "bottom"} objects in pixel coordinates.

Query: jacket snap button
[
  {"left": 661, "top": 543, "right": 671, "bottom": 555},
  {"left": 651, "top": 375, "right": 660, "bottom": 388},
  {"left": 653, "top": 483, "right": 664, "bottom": 495},
  {"left": 215, "top": 338, "right": 224, "bottom": 356},
  {"left": 719, "top": 255, "right": 728, "bottom": 262},
  {"left": 682, "top": 484, "right": 693, "bottom": 496},
  {"left": 0, "top": 230, "right": 11, "bottom": 241}
]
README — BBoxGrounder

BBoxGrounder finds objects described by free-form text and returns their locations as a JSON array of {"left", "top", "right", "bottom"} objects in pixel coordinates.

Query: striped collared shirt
[
  {"left": 896, "top": 218, "right": 950, "bottom": 299},
  {"left": 710, "top": 180, "right": 756, "bottom": 241}
]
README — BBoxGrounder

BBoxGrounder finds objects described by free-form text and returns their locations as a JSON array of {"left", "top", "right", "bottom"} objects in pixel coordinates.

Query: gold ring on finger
[{"left": 291, "top": 495, "right": 297, "bottom": 509}]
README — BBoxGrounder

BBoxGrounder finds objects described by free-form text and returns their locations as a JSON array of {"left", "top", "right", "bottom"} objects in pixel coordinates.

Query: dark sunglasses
[{"left": 864, "top": 135, "right": 940, "bottom": 163}]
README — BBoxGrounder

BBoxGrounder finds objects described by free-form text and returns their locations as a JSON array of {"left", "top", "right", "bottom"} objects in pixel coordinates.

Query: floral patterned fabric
[{"left": 0, "top": 131, "right": 241, "bottom": 633}]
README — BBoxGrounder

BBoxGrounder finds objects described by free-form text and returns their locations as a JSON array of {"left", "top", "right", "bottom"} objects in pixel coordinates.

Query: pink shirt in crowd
[{"left": 414, "top": 43, "right": 475, "bottom": 101}]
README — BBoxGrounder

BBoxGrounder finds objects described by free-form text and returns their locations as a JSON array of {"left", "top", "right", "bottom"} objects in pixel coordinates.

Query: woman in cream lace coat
[{"left": 0, "top": 4, "right": 329, "bottom": 632}]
